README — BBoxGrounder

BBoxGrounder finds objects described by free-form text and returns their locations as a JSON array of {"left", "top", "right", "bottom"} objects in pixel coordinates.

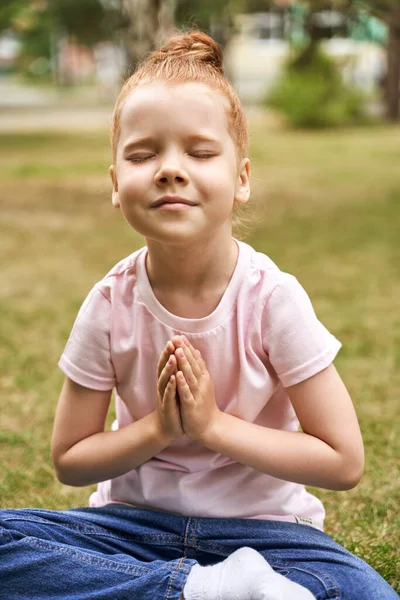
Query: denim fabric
[{"left": 0, "top": 505, "right": 397, "bottom": 600}]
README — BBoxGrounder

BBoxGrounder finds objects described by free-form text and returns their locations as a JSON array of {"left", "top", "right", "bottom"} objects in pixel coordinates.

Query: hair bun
[{"left": 154, "top": 31, "right": 224, "bottom": 74}]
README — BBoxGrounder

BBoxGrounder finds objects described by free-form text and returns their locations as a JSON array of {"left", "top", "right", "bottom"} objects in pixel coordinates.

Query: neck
[{"left": 145, "top": 232, "right": 238, "bottom": 296}]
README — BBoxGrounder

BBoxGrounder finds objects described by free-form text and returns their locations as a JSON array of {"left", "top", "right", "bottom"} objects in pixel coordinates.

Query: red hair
[{"left": 110, "top": 30, "right": 248, "bottom": 163}]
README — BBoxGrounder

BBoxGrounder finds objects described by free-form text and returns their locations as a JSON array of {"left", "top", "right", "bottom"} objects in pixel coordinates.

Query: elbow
[
  {"left": 52, "top": 451, "right": 86, "bottom": 487},
  {"left": 336, "top": 468, "right": 363, "bottom": 491},
  {"left": 54, "top": 465, "right": 87, "bottom": 487},
  {"left": 54, "top": 469, "right": 69, "bottom": 485},
  {"left": 333, "top": 454, "right": 365, "bottom": 491},
  {"left": 52, "top": 449, "right": 69, "bottom": 485},
  {"left": 54, "top": 465, "right": 77, "bottom": 487},
  {"left": 53, "top": 461, "right": 77, "bottom": 487}
]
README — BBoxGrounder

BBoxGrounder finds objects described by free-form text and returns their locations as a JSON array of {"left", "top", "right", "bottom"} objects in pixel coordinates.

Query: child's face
[{"left": 110, "top": 82, "right": 250, "bottom": 246}]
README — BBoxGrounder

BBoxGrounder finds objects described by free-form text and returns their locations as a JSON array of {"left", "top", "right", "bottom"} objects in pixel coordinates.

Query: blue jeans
[{"left": 0, "top": 505, "right": 397, "bottom": 600}]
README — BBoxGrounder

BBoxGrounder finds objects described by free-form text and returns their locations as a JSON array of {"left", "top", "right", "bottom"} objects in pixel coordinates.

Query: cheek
[
  {"left": 207, "top": 164, "right": 237, "bottom": 195},
  {"left": 119, "top": 166, "right": 152, "bottom": 191},
  {"left": 196, "top": 161, "right": 235, "bottom": 186}
]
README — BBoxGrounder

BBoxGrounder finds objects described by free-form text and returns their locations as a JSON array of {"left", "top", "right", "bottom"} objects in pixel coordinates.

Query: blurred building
[
  {"left": 225, "top": 9, "right": 387, "bottom": 104},
  {"left": 0, "top": 32, "right": 20, "bottom": 74},
  {"left": 57, "top": 38, "right": 96, "bottom": 84},
  {"left": 56, "top": 38, "right": 123, "bottom": 92}
]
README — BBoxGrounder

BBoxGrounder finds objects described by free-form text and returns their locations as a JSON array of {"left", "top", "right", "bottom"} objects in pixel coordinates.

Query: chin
[{"left": 144, "top": 224, "right": 208, "bottom": 244}]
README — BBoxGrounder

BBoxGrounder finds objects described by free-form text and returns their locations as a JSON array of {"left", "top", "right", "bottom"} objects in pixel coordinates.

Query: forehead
[{"left": 118, "top": 82, "right": 231, "bottom": 142}]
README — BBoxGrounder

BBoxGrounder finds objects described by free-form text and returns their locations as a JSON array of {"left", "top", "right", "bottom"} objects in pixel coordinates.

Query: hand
[
  {"left": 155, "top": 340, "right": 183, "bottom": 444},
  {"left": 172, "top": 336, "right": 221, "bottom": 442}
]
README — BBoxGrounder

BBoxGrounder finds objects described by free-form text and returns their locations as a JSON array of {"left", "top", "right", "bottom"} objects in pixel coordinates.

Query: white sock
[{"left": 183, "top": 547, "right": 315, "bottom": 600}]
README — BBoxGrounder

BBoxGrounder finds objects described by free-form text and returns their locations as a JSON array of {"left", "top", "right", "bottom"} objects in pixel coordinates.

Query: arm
[
  {"left": 203, "top": 364, "right": 364, "bottom": 490},
  {"left": 173, "top": 337, "right": 364, "bottom": 491},
  {"left": 52, "top": 342, "right": 183, "bottom": 486}
]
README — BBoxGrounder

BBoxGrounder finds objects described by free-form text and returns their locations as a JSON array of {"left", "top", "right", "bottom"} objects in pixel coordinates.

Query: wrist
[
  {"left": 200, "top": 409, "right": 225, "bottom": 449},
  {"left": 148, "top": 411, "right": 177, "bottom": 448}
]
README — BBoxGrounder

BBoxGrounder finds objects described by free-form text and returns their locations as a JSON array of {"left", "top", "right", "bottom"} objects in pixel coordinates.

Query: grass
[{"left": 0, "top": 119, "right": 399, "bottom": 591}]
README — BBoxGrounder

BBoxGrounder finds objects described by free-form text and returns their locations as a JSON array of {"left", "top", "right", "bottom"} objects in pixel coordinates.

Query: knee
[
  {"left": 334, "top": 560, "right": 398, "bottom": 600},
  {"left": 273, "top": 558, "right": 397, "bottom": 600}
]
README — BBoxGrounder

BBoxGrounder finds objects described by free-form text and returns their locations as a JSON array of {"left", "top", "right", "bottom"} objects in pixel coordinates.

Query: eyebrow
[
  {"left": 185, "top": 134, "right": 222, "bottom": 145},
  {"left": 123, "top": 137, "right": 155, "bottom": 152}
]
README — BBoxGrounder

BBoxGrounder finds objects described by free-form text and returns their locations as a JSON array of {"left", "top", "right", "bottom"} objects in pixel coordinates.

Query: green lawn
[{"left": 0, "top": 120, "right": 399, "bottom": 591}]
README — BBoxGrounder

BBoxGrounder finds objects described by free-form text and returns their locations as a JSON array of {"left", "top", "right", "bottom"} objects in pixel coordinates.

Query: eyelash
[
  {"left": 127, "top": 152, "right": 215, "bottom": 163},
  {"left": 190, "top": 153, "right": 214, "bottom": 159},
  {"left": 128, "top": 156, "right": 154, "bottom": 163}
]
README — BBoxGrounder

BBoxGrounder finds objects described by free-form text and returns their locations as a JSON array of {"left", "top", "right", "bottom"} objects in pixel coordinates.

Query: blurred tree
[
  {"left": 0, "top": 0, "right": 119, "bottom": 44},
  {"left": 47, "top": 0, "right": 122, "bottom": 47},
  {"left": 16, "top": 5, "right": 53, "bottom": 78},
  {"left": 0, "top": 0, "right": 122, "bottom": 82},
  {"left": 176, "top": 0, "right": 226, "bottom": 46},
  {"left": 0, "top": 0, "right": 28, "bottom": 33},
  {"left": 175, "top": 0, "right": 249, "bottom": 47},
  {"left": 291, "top": 1, "right": 351, "bottom": 68},
  {"left": 285, "top": 0, "right": 399, "bottom": 121},
  {"left": 357, "top": 0, "right": 400, "bottom": 119},
  {"left": 120, "top": 0, "right": 175, "bottom": 71},
  {"left": 0, "top": 2, "right": 55, "bottom": 80}
]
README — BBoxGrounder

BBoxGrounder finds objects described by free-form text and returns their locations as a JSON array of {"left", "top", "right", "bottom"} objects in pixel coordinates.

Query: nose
[{"left": 154, "top": 155, "right": 189, "bottom": 187}]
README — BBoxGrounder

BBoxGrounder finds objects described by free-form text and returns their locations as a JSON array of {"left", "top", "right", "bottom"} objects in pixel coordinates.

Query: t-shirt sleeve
[
  {"left": 262, "top": 274, "right": 341, "bottom": 387},
  {"left": 58, "top": 286, "right": 116, "bottom": 391}
]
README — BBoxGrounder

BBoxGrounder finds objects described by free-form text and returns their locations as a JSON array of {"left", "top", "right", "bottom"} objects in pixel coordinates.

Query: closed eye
[
  {"left": 127, "top": 155, "right": 154, "bottom": 163},
  {"left": 189, "top": 153, "right": 215, "bottom": 159}
]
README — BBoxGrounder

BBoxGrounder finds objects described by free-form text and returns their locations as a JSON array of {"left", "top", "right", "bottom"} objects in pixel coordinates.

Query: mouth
[{"left": 152, "top": 196, "right": 197, "bottom": 208}]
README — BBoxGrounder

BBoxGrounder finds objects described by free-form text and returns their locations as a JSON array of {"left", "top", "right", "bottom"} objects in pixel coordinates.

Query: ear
[
  {"left": 109, "top": 165, "right": 120, "bottom": 208},
  {"left": 234, "top": 158, "right": 250, "bottom": 205}
]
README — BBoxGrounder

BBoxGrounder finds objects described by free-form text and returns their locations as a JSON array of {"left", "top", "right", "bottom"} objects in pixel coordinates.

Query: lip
[{"left": 151, "top": 195, "right": 197, "bottom": 208}]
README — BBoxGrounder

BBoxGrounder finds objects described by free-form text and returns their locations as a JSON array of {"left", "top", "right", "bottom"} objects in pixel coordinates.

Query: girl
[{"left": 0, "top": 31, "right": 397, "bottom": 600}]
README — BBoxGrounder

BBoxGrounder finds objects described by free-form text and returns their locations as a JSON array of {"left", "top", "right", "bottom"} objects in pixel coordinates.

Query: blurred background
[
  {"left": 0, "top": 0, "right": 399, "bottom": 121},
  {"left": 0, "top": 0, "right": 399, "bottom": 593}
]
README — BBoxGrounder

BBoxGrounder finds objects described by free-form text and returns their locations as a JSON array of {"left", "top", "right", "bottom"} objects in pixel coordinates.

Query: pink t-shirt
[{"left": 59, "top": 240, "right": 341, "bottom": 530}]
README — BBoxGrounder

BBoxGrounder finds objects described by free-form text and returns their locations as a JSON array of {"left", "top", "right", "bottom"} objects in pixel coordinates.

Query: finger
[
  {"left": 175, "top": 347, "right": 199, "bottom": 391},
  {"left": 181, "top": 339, "right": 202, "bottom": 377},
  {"left": 171, "top": 335, "right": 184, "bottom": 347},
  {"left": 158, "top": 354, "right": 177, "bottom": 399},
  {"left": 157, "top": 345, "right": 170, "bottom": 379},
  {"left": 157, "top": 341, "right": 175, "bottom": 378},
  {"left": 176, "top": 371, "right": 194, "bottom": 403},
  {"left": 183, "top": 338, "right": 206, "bottom": 372},
  {"left": 195, "top": 349, "right": 207, "bottom": 373},
  {"left": 182, "top": 336, "right": 199, "bottom": 359},
  {"left": 162, "top": 373, "right": 176, "bottom": 405}
]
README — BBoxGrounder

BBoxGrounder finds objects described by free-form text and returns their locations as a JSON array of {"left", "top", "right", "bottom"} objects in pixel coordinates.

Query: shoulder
[
  {"left": 94, "top": 246, "right": 146, "bottom": 301},
  {"left": 238, "top": 240, "right": 301, "bottom": 302},
  {"left": 238, "top": 241, "right": 318, "bottom": 330}
]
